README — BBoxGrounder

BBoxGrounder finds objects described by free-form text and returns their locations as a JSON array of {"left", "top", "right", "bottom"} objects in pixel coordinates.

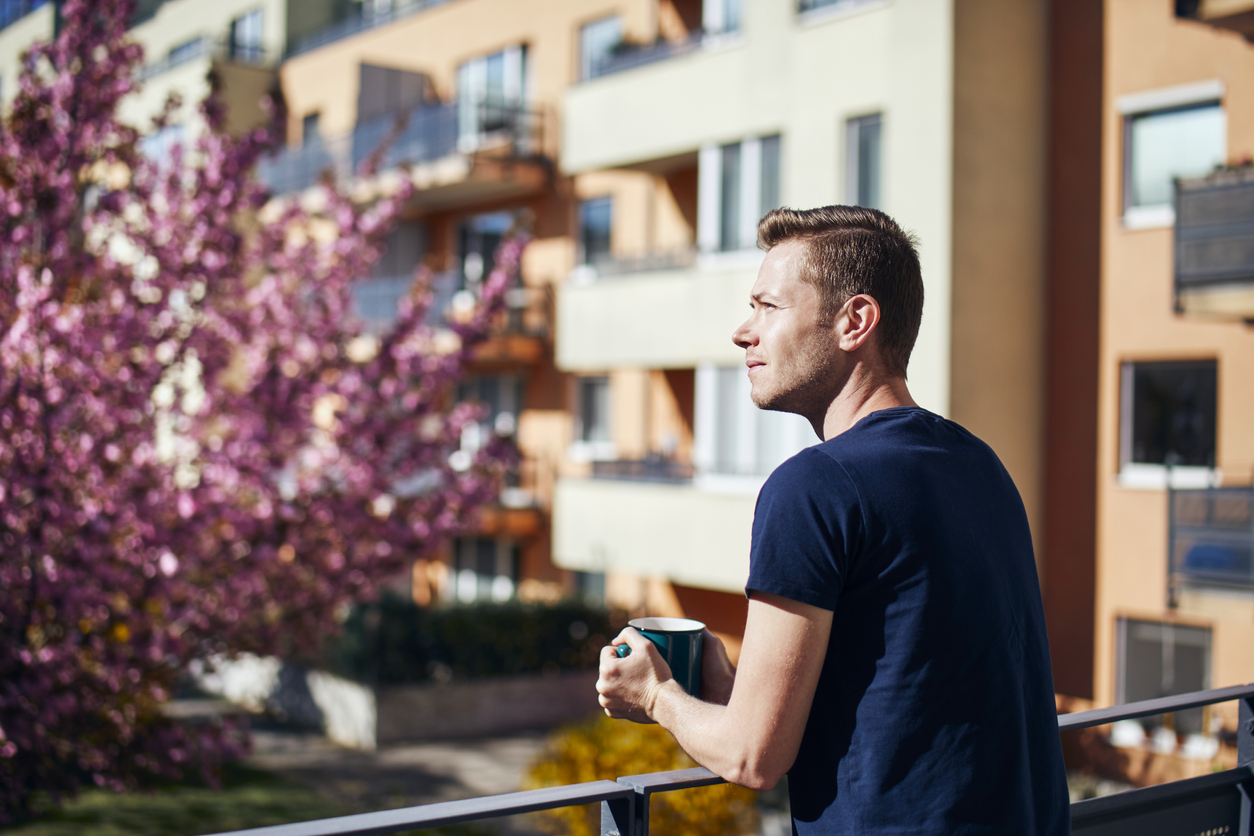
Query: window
[
  {"left": 1117, "top": 619, "right": 1210, "bottom": 736},
  {"left": 353, "top": 222, "right": 426, "bottom": 328},
  {"left": 1119, "top": 360, "right": 1217, "bottom": 480},
  {"left": 458, "top": 211, "right": 512, "bottom": 289},
  {"left": 576, "top": 376, "right": 611, "bottom": 445},
  {"left": 301, "top": 112, "right": 321, "bottom": 145},
  {"left": 694, "top": 365, "right": 813, "bottom": 480},
  {"left": 451, "top": 538, "right": 518, "bottom": 603},
  {"left": 703, "top": 0, "right": 741, "bottom": 35},
  {"left": 229, "top": 9, "right": 264, "bottom": 63},
  {"left": 457, "top": 46, "right": 527, "bottom": 148},
  {"left": 846, "top": 113, "right": 882, "bottom": 208},
  {"left": 1123, "top": 100, "right": 1225, "bottom": 226},
  {"left": 579, "top": 16, "right": 621, "bottom": 81},
  {"left": 579, "top": 197, "right": 612, "bottom": 266},
  {"left": 458, "top": 375, "right": 524, "bottom": 447},
  {"left": 700, "top": 134, "right": 783, "bottom": 253}
]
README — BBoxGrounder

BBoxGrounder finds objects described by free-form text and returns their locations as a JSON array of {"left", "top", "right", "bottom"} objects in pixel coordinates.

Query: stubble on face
[{"left": 749, "top": 314, "right": 843, "bottom": 418}]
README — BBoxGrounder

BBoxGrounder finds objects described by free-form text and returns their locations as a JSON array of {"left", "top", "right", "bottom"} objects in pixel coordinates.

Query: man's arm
[{"left": 597, "top": 591, "right": 831, "bottom": 790}]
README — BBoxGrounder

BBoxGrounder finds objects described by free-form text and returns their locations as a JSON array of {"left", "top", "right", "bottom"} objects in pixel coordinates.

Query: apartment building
[
  {"left": 0, "top": 0, "right": 333, "bottom": 135},
  {"left": 1079, "top": 0, "right": 1254, "bottom": 745},
  {"left": 269, "top": 0, "right": 639, "bottom": 608},
  {"left": 553, "top": 0, "right": 1055, "bottom": 655}
]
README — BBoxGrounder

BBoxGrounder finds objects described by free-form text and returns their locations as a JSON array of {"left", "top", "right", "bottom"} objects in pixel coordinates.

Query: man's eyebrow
[{"left": 751, "top": 291, "right": 782, "bottom": 305}]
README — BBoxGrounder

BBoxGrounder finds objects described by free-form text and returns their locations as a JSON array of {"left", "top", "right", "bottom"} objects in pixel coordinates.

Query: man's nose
[{"left": 732, "top": 318, "right": 755, "bottom": 349}]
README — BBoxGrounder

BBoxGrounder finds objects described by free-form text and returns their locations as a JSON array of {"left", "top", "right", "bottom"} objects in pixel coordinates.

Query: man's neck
[{"left": 817, "top": 373, "right": 917, "bottom": 442}]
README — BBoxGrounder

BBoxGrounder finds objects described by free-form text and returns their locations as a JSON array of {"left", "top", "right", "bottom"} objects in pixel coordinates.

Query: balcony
[
  {"left": 553, "top": 477, "right": 753, "bottom": 593},
  {"left": 1176, "top": 0, "right": 1254, "bottom": 40},
  {"left": 591, "top": 457, "right": 695, "bottom": 484},
  {"left": 586, "top": 31, "right": 705, "bottom": 80},
  {"left": 286, "top": 0, "right": 453, "bottom": 58},
  {"left": 1169, "top": 486, "right": 1254, "bottom": 601},
  {"left": 557, "top": 251, "right": 758, "bottom": 371},
  {"left": 1174, "top": 167, "right": 1254, "bottom": 319},
  {"left": 257, "top": 101, "right": 548, "bottom": 208},
  {"left": 136, "top": 36, "right": 269, "bottom": 81},
  {"left": 191, "top": 685, "right": 1254, "bottom": 836},
  {"left": 353, "top": 270, "right": 550, "bottom": 366}
]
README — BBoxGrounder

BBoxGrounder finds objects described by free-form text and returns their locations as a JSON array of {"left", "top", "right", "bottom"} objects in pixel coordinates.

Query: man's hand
[
  {"left": 699, "top": 629, "right": 736, "bottom": 705},
  {"left": 596, "top": 627, "right": 677, "bottom": 724}
]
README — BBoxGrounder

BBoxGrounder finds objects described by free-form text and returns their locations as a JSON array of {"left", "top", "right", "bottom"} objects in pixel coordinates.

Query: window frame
[
  {"left": 1117, "top": 80, "right": 1226, "bottom": 230},
  {"left": 1117, "top": 359, "right": 1219, "bottom": 489}
]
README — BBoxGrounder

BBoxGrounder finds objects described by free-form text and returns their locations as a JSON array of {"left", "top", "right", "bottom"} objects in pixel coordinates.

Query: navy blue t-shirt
[{"left": 746, "top": 407, "right": 1069, "bottom": 835}]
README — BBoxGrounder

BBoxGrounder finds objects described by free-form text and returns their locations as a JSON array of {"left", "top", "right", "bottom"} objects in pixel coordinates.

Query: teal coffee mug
[{"left": 615, "top": 617, "right": 704, "bottom": 697}]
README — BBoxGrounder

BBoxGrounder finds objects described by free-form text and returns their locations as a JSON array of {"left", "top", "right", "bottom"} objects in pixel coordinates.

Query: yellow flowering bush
[{"left": 525, "top": 715, "right": 758, "bottom": 836}]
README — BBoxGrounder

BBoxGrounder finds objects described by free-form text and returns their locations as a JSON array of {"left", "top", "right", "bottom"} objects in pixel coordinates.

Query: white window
[
  {"left": 579, "top": 16, "right": 621, "bottom": 81},
  {"left": 1118, "top": 360, "right": 1217, "bottom": 489},
  {"left": 451, "top": 538, "right": 518, "bottom": 603},
  {"left": 457, "top": 45, "right": 527, "bottom": 150},
  {"left": 229, "top": 8, "right": 264, "bottom": 62},
  {"left": 703, "top": 0, "right": 741, "bottom": 36},
  {"left": 579, "top": 196, "right": 613, "bottom": 266},
  {"left": 698, "top": 134, "right": 782, "bottom": 253},
  {"left": 693, "top": 365, "right": 813, "bottom": 486},
  {"left": 571, "top": 375, "right": 614, "bottom": 461},
  {"left": 846, "top": 113, "right": 882, "bottom": 208},
  {"left": 1119, "top": 81, "right": 1226, "bottom": 228},
  {"left": 1116, "top": 619, "right": 1210, "bottom": 737}
]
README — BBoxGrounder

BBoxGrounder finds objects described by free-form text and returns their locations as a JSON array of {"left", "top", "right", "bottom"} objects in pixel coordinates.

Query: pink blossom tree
[{"left": 0, "top": 0, "right": 520, "bottom": 819}]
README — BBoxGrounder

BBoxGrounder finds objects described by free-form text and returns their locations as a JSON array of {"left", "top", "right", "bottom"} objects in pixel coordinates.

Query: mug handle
[{"left": 615, "top": 644, "right": 631, "bottom": 658}]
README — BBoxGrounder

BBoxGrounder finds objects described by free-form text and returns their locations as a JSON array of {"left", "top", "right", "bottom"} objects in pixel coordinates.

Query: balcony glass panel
[{"left": 1170, "top": 486, "right": 1254, "bottom": 593}]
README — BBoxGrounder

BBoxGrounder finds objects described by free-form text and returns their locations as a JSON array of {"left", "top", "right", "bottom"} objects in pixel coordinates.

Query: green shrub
[
  {"left": 318, "top": 598, "right": 623, "bottom": 686},
  {"left": 525, "top": 715, "right": 757, "bottom": 836}
]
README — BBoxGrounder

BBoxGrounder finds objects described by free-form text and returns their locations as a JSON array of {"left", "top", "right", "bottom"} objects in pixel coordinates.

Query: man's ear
[{"left": 833, "top": 294, "right": 881, "bottom": 353}]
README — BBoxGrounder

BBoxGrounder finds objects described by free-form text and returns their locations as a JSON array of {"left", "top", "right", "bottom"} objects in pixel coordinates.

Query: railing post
[
  {"left": 601, "top": 793, "right": 645, "bottom": 836},
  {"left": 1239, "top": 693, "right": 1253, "bottom": 835}
]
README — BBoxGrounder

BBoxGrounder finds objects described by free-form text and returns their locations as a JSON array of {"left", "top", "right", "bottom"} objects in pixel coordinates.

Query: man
[{"left": 597, "top": 206, "right": 1070, "bottom": 834}]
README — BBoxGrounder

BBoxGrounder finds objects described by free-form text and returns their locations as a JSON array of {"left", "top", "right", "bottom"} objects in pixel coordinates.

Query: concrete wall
[
  {"left": 1093, "top": 0, "right": 1254, "bottom": 709},
  {"left": 553, "top": 477, "right": 756, "bottom": 593}
]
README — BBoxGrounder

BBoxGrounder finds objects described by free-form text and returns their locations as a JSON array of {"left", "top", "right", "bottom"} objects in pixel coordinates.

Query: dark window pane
[
  {"left": 759, "top": 134, "right": 781, "bottom": 217},
  {"left": 579, "top": 197, "right": 612, "bottom": 265},
  {"left": 578, "top": 377, "right": 610, "bottom": 442},
  {"left": 847, "top": 113, "right": 882, "bottom": 209},
  {"left": 719, "top": 142, "right": 741, "bottom": 251},
  {"left": 1126, "top": 360, "right": 1217, "bottom": 467},
  {"left": 1120, "top": 619, "right": 1210, "bottom": 735}
]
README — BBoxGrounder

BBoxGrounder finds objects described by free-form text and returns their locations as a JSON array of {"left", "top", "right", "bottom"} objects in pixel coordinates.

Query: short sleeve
[{"left": 745, "top": 448, "right": 863, "bottom": 611}]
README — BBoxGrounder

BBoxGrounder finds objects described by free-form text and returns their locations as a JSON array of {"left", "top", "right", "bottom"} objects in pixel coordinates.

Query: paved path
[{"left": 246, "top": 724, "right": 551, "bottom": 834}]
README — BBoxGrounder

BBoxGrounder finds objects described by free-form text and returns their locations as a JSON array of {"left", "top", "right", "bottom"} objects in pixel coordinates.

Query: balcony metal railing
[
  {"left": 136, "top": 37, "right": 268, "bottom": 81},
  {"left": 0, "top": 0, "right": 48, "bottom": 32},
  {"left": 592, "top": 458, "right": 695, "bottom": 484},
  {"left": 353, "top": 270, "right": 550, "bottom": 340},
  {"left": 1169, "top": 485, "right": 1254, "bottom": 602},
  {"left": 1174, "top": 167, "right": 1254, "bottom": 295},
  {"left": 586, "top": 247, "right": 699, "bottom": 279},
  {"left": 199, "top": 683, "right": 1254, "bottom": 836},
  {"left": 286, "top": 0, "right": 453, "bottom": 58},
  {"left": 257, "top": 101, "right": 542, "bottom": 197},
  {"left": 586, "top": 32, "right": 705, "bottom": 80}
]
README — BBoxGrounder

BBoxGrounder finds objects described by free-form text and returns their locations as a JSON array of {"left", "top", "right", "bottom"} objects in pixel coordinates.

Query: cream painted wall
[
  {"left": 561, "top": 0, "right": 955, "bottom": 415},
  {"left": 1093, "top": 0, "right": 1254, "bottom": 708},
  {"left": 553, "top": 477, "right": 755, "bottom": 593},
  {"left": 557, "top": 261, "right": 758, "bottom": 370}
]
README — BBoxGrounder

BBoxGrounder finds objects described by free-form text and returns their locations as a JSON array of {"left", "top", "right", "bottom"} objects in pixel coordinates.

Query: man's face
[{"left": 732, "top": 240, "right": 844, "bottom": 419}]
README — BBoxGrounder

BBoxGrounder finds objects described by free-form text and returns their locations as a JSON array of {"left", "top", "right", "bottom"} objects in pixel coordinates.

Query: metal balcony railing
[
  {"left": 592, "top": 458, "right": 695, "bottom": 484},
  {"left": 286, "top": 0, "right": 453, "bottom": 58},
  {"left": 1169, "top": 485, "right": 1254, "bottom": 601},
  {"left": 198, "top": 683, "right": 1254, "bottom": 836},
  {"left": 136, "top": 37, "right": 268, "bottom": 81},
  {"left": 586, "top": 32, "right": 705, "bottom": 80},
  {"left": 257, "top": 101, "right": 542, "bottom": 197},
  {"left": 353, "top": 271, "right": 550, "bottom": 339},
  {"left": 1174, "top": 167, "right": 1254, "bottom": 295}
]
